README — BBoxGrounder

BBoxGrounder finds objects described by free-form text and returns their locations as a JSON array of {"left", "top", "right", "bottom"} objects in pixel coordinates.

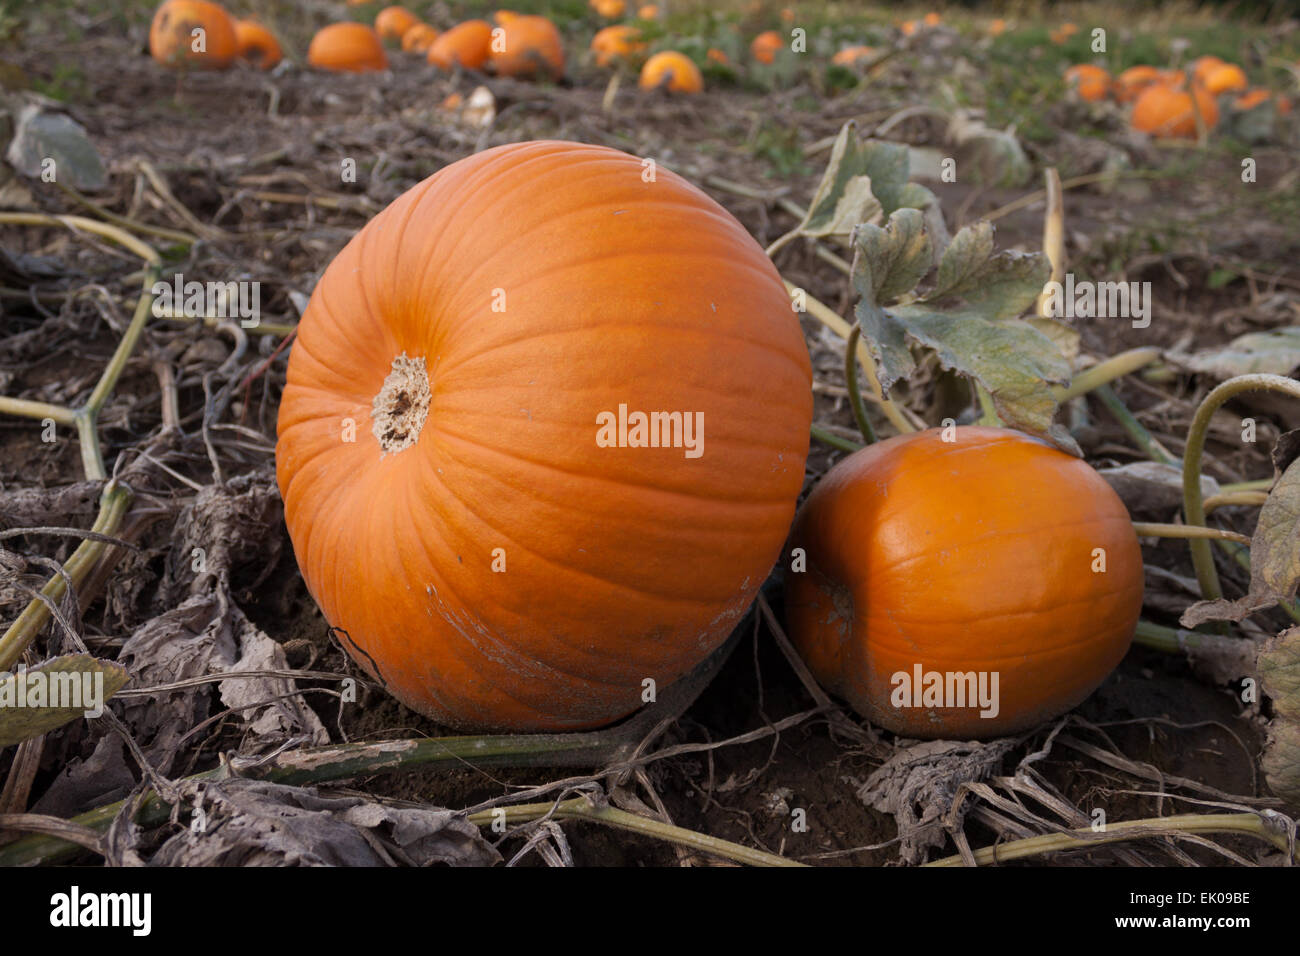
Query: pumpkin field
[{"left": 1, "top": 0, "right": 1299, "bottom": 879}]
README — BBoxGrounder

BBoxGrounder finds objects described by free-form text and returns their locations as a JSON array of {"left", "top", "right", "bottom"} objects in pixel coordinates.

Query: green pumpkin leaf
[
  {"left": 0, "top": 654, "right": 129, "bottom": 747},
  {"left": 851, "top": 211, "right": 1069, "bottom": 448},
  {"left": 1181, "top": 457, "right": 1300, "bottom": 628}
]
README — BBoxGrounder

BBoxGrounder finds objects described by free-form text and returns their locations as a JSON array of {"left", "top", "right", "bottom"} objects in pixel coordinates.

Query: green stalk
[
  {"left": 810, "top": 425, "right": 863, "bottom": 453},
  {"left": 925, "top": 812, "right": 1291, "bottom": 866},
  {"left": 1053, "top": 348, "right": 1162, "bottom": 402},
  {"left": 469, "top": 797, "right": 805, "bottom": 868},
  {"left": 844, "top": 325, "right": 877, "bottom": 444},
  {"left": 1130, "top": 522, "right": 1250, "bottom": 545},
  {"left": 1093, "top": 384, "right": 1179, "bottom": 466},
  {"left": 1182, "top": 374, "right": 1300, "bottom": 603}
]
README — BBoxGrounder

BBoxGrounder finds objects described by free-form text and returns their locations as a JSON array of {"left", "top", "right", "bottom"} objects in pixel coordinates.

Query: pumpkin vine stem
[
  {"left": 786, "top": 280, "right": 917, "bottom": 435},
  {"left": 1053, "top": 347, "right": 1162, "bottom": 403},
  {"left": 810, "top": 424, "right": 863, "bottom": 453},
  {"left": 467, "top": 796, "right": 805, "bottom": 867},
  {"left": 844, "top": 325, "right": 877, "bottom": 444},
  {"left": 1182, "top": 374, "right": 1300, "bottom": 603},
  {"left": 1130, "top": 523, "right": 1250, "bottom": 545},
  {"left": 1093, "top": 383, "right": 1180, "bottom": 466},
  {"left": 925, "top": 811, "right": 1294, "bottom": 866}
]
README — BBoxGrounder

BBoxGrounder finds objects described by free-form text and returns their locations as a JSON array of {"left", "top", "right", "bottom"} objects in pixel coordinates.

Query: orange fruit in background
[
  {"left": 400, "top": 22, "right": 438, "bottom": 54},
  {"left": 923, "top": 11, "right": 941, "bottom": 26},
  {"left": 988, "top": 18, "right": 1007, "bottom": 36},
  {"left": 491, "top": 14, "right": 565, "bottom": 79},
  {"left": 590, "top": 0, "right": 625, "bottom": 18},
  {"left": 308, "top": 22, "right": 388, "bottom": 72},
  {"left": 706, "top": 47, "right": 730, "bottom": 65},
  {"left": 374, "top": 6, "right": 419, "bottom": 41},
  {"left": 900, "top": 20, "right": 917, "bottom": 36},
  {"left": 1064, "top": 64, "right": 1110, "bottom": 102},
  {"left": 638, "top": 4, "right": 659, "bottom": 19},
  {"left": 233, "top": 19, "right": 281, "bottom": 69},
  {"left": 1113, "top": 65, "right": 1163, "bottom": 103},
  {"left": 1233, "top": 88, "right": 1273, "bottom": 111},
  {"left": 493, "top": 10, "right": 519, "bottom": 25},
  {"left": 149, "top": 0, "right": 239, "bottom": 69},
  {"left": 639, "top": 50, "right": 703, "bottom": 93},
  {"left": 427, "top": 19, "right": 493, "bottom": 70},
  {"left": 1191, "top": 55, "right": 1226, "bottom": 86},
  {"left": 832, "top": 45, "right": 875, "bottom": 67},
  {"left": 1202, "top": 62, "right": 1248, "bottom": 95},
  {"left": 591, "top": 25, "right": 645, "bottom": 67},
  {"left": 751, "top": 30, "right": 782, "bottom": 64},
  {"left": 1050, "top": 22, "right": 1078, "bottom": 45},
  {"left": 1131, "top": 82, "right": 1218, "bottom": 137}
]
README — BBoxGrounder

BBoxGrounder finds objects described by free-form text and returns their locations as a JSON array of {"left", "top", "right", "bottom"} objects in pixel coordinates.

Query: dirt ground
[{"left": 2, "top": 10, "right": 1298, "bottom": 867}]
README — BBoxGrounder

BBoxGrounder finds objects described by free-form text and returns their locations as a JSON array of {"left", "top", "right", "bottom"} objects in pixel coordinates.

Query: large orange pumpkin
[
  {"left": 149, "top": 0, "right": 239, "bottom": 69},
  {"left": 490, "top": 15, "right": 565, "bottom": 79},
  {"left": 374, "top": 6, "right": 420, "bottom": 41},
  {"left": 591, "top": 25, "right": 645, "bottom": 67},
  {"left": 639, "top": 51, "right": 703, "bottom": 93},
  {"left": 427, "top": 20, "right": 493, "bottom": 70},
  {"left": 785, "top": 427, "right": 1143, "bottom": 739},
  {"left": 308, "top": 22, "right": 388, "bottom": 72},
  {"left": 275, "top": 141, "right": 812, "bottom": 731},
  {"left": 1131, "top": 82, "right": 1218, "bottom": 137},
  {"left": 1113, "top": 65, "right": 1163, "bottom": 103},
  {"left": 233, "top": 19, "right": 282, "bottom": 69}
]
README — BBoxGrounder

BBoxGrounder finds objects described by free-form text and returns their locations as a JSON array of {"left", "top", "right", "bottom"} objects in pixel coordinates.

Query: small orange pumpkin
[
  {"left": 1233, "top": 87, "right": 1273, "bottom": 111},
  {"left": 493, "top": 10, "right": 519, "bottom": 25},
  {"left": 988, "top": 18, "right": 1007, "bottom": 36},
  {"left": 637, "top": 4, "right": 659, "bottom": 19},
  {"left": 923, "top": 11, "right": 941, "bottom": 27},
  {"left": 1131, "top": 82, "right": 1218, "bottom": 138},
  {"left": 639, "top": 50, "right": 703, "bottom": 93},
  {"left": 307, "top": 22, "right": 388, "bottom": 72},
  {"left": 400, "top": 22, "right": 438, "bottom": 54},
  {"left": 1113, "top": 64, "right": 1163, "bottom": 103},
  {"left": 831, "top": 45, "right": 875, "bottom": 67},
  {"left": 374, "top": 6, "right": 419, "bottom": 41},
  {"left": 750, "top": 30, "right": 782, "bottom": 64},
  {"left": 427, "top": 19, "right": 493, "bottom": 71},
  {"left": 706, "top": 47, "right": 730, "bottom": 65},
  {"left": 490, "top": 14, "right": 565, "bottom": 79},
  {"left": 590, "top": 0, "right": 626, "bottom": 17},
  {"left": 1064, "top": 63, "right": 1110, "bottom": 102},
  {"left": 785, "top": 427, "right": 1143, "bottom": 739},
  {"left": 233, "top": 19, "right": 281, "bottom": 69},
  {"left": 1201, "top": 62, "right": 1248, "bottom": 95},
  {"left": 149, "top": 0, "right": 239, "bottom": 70},
  {"left": 591, "top": 25, "right": 645, "bottom": 67},
  {"left": 899, "top": 20, "right": 917, "bottom": 36},
  {"left": 1050, "top": 22, "right": 1079, "bottom": 45},
  {"left": 1191, "top": 55, "right": 1226, "bottom": 87},
  {"left": 275, "top": 140, "right": 812, "bottom": 731}
]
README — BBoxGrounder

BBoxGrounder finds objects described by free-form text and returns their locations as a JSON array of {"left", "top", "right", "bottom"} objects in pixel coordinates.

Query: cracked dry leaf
[
  {"left": 0, "top": 654, "right": 128, "bottom": 747},
  {"left": 853, "top": 210, "right": 1069, "bottom": 449},
  {"left": 1169, "top": 327, "right": 1300, "bottom": 379},
  {"left": 1181, "top": 456, "right": 1300, "bottom": 627},
  {"left": 859, "top": 737, "right": 1016, "bottom": 864},
  {"left": 1259, "top": 626, "right": 1300, "bottom": 807},
  {"left": 150, "top": 779, "right": 501, "bottom": 867}
]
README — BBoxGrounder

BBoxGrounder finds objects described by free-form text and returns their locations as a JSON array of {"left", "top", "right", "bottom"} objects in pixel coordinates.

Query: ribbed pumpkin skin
[
  {"left": 786, "top": 427, "right": 1142, "bottom": 739},
  {"left": 276, "top": 141, "right": 812, "bottom": 731}
]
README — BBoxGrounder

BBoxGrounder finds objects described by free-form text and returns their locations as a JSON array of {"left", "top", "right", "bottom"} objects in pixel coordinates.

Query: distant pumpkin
[
  {"left": 1064, "top": 63, "right": 1110, "bottom": 102},
  {"left": 1201, "top": 62, "right": 1248, "bottom": 95},
  {"left": 1113, "top": 65, "right": 1163, "bottom": 103},
  {"left": 149, "top": 0, "right": 239, "bottom": 69},
  {"left": 591, "top": 25, "right": 645, "bottom": 67},
  {"left": 1050, "top": 22, "right": 1079, "bottom": 44},
  {"left": 427, "top": 19, "right": 493, "bottom": 71},
  {"left": 1131, "top": 82, "right": 1218, "bottom": 138},
  {"left": 639, "top": 50, "right": 703, "bottom": 93},
  {"left": 751, "top": 30, "right": 782, "bottom": 64},
  {"left": 233, "top": 19, "right": 281, "bottom": 69},
  {"left": 831, "top": 45, "right": 875, "bottom": 67},
  {"left": 923, "top": 11, "right": 941, "bottom": 26},
  {"left": 988, "top": 18, "right": 1007, "bottom": 36},
  {"left": 637, "top": 4, "right": 659, "bottom": 18},
  {"left": 591, "top": 0, "right": 626, "bottom": 17},
  {"left": 706, "top": 47, "right": 730, "bottom": 65},
  {"left": 307, "top": 22, "right": 388, "bottom": 72},
  {"left": 374, "top": 6, "right": 419, "bottom": 41},
  {"left": 400, "top": 22, "right": 438, "bottom": 54},
  {"left": 491, "top": 15, "right": 564, "bottom": 79}
]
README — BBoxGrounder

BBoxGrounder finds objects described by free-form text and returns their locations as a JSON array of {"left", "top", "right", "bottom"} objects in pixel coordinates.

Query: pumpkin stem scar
[{"left": 371, "top": 352, "right": 431, "bottom": 455}]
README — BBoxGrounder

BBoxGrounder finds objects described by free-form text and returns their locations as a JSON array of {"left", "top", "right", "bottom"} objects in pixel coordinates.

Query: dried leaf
[
  {"left": 859, "top": 738, "right": 1016, "bottom": 864},
  {"left": 1098, "top": 461, "right": 1221, "bottom": 517},
  {"left": 0, "top": 654, "right": 128, "bottom": 747},
  {"left": 1259, "top": 626, "right": 1300, "bottom": 719},
  {"left": 1170, "top": 327, "right": 1300, "bottom": 379},
  {"left": 149, "top": 779, "right": 501, "bottom": 867},
  {"left": 1181, "top": 457, "right": 1300, "bottom": 627},
  {"left": 1261, "top": 717, "right": 1300, "bottom": 808}
]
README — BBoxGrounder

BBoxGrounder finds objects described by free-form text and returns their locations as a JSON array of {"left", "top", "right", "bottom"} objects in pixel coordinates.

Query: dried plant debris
[{"left": 146, "top": 779, "right": 500, "bottom": 867}]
